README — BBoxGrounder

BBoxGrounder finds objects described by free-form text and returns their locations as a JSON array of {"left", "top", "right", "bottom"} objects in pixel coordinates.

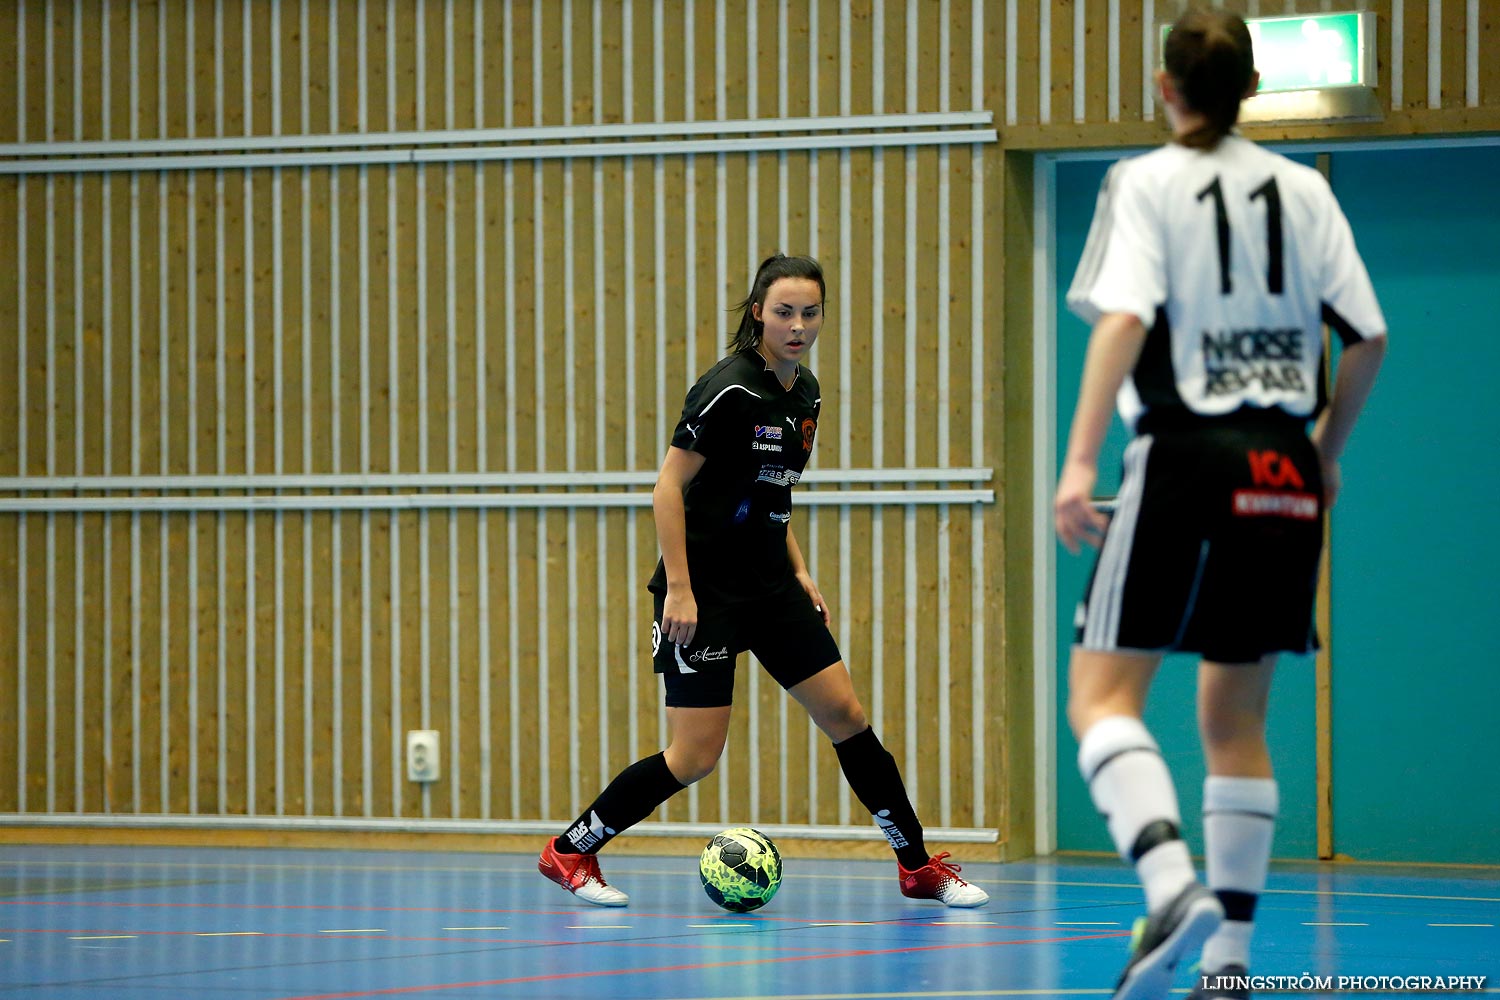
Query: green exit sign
[
  {"left": 1160, "top": 12, "right": 1375, "bottom": 93},
  {"left": 1159, "top": 12, "right": 1380, "bottom": 122},
  {"left": 1248, "top": 12, "right": 1372, "bottom": 93}
]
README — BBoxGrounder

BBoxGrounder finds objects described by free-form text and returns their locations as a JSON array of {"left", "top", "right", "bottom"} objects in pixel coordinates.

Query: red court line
[
  {"left": 272, "top": 930, "right": 1129, "bottom": 1000},
  {"left": 0, "top": 900, "right": 1089, "bottom": 935},
  {"left": 0, "top": 926, "right": 832, "bottom": 953},
  {"left": 0, "top": 899, "right": 814, "bottom": 923}
]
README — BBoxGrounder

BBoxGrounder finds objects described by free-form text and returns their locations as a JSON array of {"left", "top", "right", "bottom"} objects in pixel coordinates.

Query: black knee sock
[
  {"left": 553, "top": 751, "right": 687, "bottom": 855},
  {"left": 834, "top": 727, "right": 929, "bottom": 870}
]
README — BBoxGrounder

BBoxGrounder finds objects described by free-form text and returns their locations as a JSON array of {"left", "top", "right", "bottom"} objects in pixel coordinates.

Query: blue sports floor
[{"left": 1, "top": 843, "right": 1496, "bottom": 999}]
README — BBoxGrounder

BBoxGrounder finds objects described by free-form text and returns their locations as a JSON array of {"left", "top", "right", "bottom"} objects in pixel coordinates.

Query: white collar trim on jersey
[{"left": 754, "top": 349, "right": 800, "bottom": 389}]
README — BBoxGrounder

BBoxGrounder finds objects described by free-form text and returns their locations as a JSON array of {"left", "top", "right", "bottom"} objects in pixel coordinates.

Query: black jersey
[{"left": 648, "top": 348, "right": 821, "bottom": 605}]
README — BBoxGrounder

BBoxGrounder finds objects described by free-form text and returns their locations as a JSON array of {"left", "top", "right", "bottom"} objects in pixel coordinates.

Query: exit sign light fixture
[{"left": 1162, "top": 12, "right": 1381, "bottom": 123}]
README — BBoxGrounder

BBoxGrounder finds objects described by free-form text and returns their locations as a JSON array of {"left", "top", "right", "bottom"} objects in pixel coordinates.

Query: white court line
[
  {"left": 931, "top": 921, "right": 1000, "bottom": 926},
  {"left": 1303, "top": 921, "right": 1369, "bottom": 927},
  {"left": 318, "top": 928, "right": 386, "bottom": 934},
  {"left": 69, "top": 935, "right": 136, "bottom": 940},
  {"left": 442, "top": 926, "right": 509, "bottom": 931},
  {"left": 1429, "top": 922, "right": 1493, "bottom": 927},
  {"left": 1056, "top": 921, "right": 1121, "bottom": 925},
  {"left": 687, "top": 923, "right": 756, "bottom": 928},
  {"left": 566, "top": 924, "right": 631, "bottom": 929},
  {"left": 196, "top": 931, "right": 265, "bottom": 937}
]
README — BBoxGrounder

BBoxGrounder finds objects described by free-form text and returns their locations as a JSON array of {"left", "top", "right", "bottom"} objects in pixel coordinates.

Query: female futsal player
[
  {"left": 538, "top": 253, "right": 987, "bottom": 910},
  {"left": 1058, "top": 10, "right": 1386, "bottom": 999}
]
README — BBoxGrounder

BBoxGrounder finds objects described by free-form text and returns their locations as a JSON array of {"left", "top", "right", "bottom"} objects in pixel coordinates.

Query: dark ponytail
[
  {"left": 1164, "top": 8, "right": 1256, "bottom": 150},
  {"left": 727, "top": 253, "right": 827, "bottom": 354}
]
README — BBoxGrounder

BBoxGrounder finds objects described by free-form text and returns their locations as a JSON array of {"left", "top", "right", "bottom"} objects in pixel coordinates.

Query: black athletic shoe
[
  {"left": 1112, "top": 883, "right": 1225, "bottom": 1000},
  {"left": 1187, "top": 962, "right": 1251, "bottom": 999}
]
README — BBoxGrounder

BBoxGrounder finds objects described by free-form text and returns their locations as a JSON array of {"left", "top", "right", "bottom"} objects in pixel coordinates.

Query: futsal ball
[{"left": 699, "top": 827, "right": 783, "bottom": 912}]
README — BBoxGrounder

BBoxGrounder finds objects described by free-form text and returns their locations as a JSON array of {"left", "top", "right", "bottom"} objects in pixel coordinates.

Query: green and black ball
[{"left": 699, "top": 827, "right": 783, "bottom": 912}]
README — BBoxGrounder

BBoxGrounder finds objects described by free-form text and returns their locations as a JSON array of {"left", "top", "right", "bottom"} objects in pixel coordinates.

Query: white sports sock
[
  {"left": 1078, "top": 715, "right": 1197, "bottom": 912},
  {"left": 1200, "top": 775, "right": 1278, "bottom": 971}
]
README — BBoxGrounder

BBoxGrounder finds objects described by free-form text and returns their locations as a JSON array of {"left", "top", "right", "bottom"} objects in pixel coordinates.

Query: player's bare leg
[
  {"left": 1071, "top": 648, "right": 1221, "bottom": 999},
  {"left": 1188, "top": 657, "right": 1278, "bottom": 999}
]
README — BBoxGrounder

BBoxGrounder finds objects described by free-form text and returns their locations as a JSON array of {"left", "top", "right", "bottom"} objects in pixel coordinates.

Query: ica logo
[{"left": 1247, "top": 450, "right": 1304, "bottom": 490}]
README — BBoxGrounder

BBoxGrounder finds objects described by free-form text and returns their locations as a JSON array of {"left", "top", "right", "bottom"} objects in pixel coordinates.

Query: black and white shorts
[
  {"left": 1075, "top": 422, "right": 1325, "bottom": 664},
  {"left": 651, "top": 583, "right": 843, "bottom": 708}
]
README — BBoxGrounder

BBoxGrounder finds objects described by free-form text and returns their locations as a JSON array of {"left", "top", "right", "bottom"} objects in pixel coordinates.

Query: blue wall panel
[{"left": 1323, "top": 145, "right": 1500, "bottom": 864}]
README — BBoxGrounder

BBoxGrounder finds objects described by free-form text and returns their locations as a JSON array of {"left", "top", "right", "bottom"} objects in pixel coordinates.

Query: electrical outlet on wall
[{"left": 406, "top": 730, "right": 441, "bottom": 783}]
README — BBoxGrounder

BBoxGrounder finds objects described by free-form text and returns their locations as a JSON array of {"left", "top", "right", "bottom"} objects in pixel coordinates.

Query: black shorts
[
  {"left": 1075, "top": 422, "right": 1325, "bottom": 664},
  {"left": 651, "top": 583, "right": 843, "bottom": 708}
]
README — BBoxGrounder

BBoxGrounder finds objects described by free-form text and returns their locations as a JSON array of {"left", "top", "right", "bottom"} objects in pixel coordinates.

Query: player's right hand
[
  {"left": 1054, "top": 460, "right": 1110, "bottom": 554},
  {"left": 661, "top": 587, "right": 698, "bottom": 648}
]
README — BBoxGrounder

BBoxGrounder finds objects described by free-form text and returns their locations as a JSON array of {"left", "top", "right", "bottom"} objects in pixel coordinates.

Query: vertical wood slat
[
  {"left": 1482, "top": 0, "right": 1500, "bottom": 107},
  {"left": 1404, "top": 0, "right": 1429, "bottom": 110},
  {"left": 1441, "top": 0, "right": 1465, "bottom": 109},
  {"left": 1050, "top": 0, "right": 1074, "bottom": 125}
]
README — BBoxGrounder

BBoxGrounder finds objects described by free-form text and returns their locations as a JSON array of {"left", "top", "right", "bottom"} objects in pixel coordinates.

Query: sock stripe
[
  {"left": 1129, "top": 818, "right": 1183, "bottom": 863},
  {"left": 1083, "top": 744, "right": 1160, "bottom": 786},
  {"left": 1204, "top": 807, "right": 1277, "bottom": 822},
  {"left": 1216, "top": 889, "right": 1259, "bottom": 922}
]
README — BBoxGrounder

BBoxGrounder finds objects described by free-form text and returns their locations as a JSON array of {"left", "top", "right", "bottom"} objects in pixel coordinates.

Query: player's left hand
[{"left": 795, "top": 572, "right": 830, "bottom": 624}]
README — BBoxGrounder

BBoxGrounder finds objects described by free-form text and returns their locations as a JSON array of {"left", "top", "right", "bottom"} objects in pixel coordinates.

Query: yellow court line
[
  {"left": 196, "top": 931, "right": 265, "bottom": 937},
  {"left": 69, "top": 935, "right": 136, "bottom": 940}
]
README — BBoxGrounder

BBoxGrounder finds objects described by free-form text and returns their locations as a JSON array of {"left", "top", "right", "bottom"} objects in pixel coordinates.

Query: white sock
[
  {"left": 1200, "top": 775, "right": 1278, "bottom": 971},
  {"left": 1078, "top": 715, "right": 1197, "bottom": 912}
]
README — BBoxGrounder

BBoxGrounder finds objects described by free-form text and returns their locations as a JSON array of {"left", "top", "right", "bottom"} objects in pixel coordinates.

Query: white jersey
[{"left": 1067, "top": 135, "right": 1386, "bottom": 431}]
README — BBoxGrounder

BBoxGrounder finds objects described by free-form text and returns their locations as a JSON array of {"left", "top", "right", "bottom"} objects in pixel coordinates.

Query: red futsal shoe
[
  {"left": 899, "top": 852, "right": 990, "bottom": 907},
  {"left": 537, "top": 837, "right": 629, "bottom": 907}
]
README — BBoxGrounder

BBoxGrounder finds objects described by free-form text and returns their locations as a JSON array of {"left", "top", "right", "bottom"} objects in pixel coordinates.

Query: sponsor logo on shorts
[
  {"left": 768, "top": 510, "right": 791, "bottom": 523},
  {"left": 688, "top": 646, "right": 730, "bottom": 664},
  {"left": 754, "top": 425, "right": 783, "bottom": 439},
  {"left": 1232, "top": 489, "right": 1319, "bottom": 520},
  {"left": 1247, "top": 448, "right": 1306, "bottom": 489},
  {"left": 752, "top": 441, "right": 783, "bottom": 452},
  {"left": 651, "top": 620, "right": 662, "bottom": 655}
]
